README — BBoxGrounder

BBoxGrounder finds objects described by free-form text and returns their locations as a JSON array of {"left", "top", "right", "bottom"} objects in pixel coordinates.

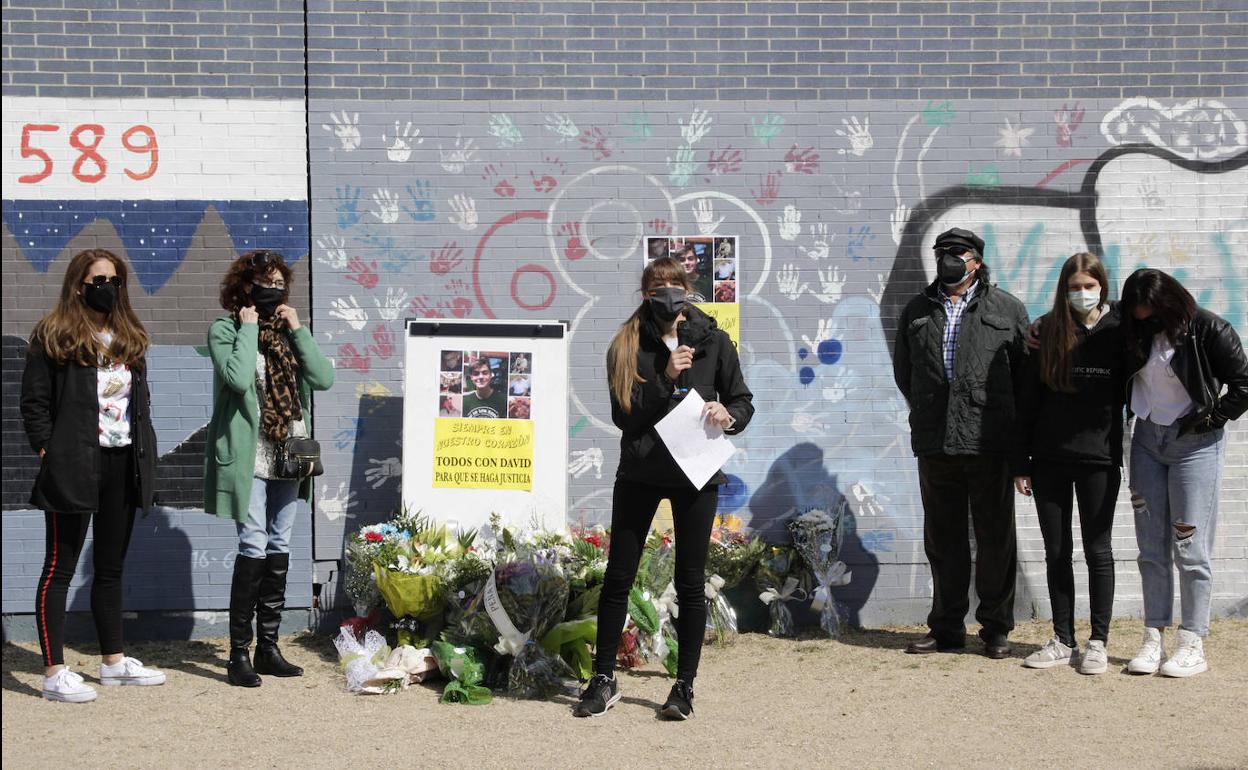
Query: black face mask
[
  {"left": 647, "top": 287, "right": 687, "bottom": 322},
  {"left": 251, "top": 287, "right": 284, "bottom": 317},
  {"left": 1137, "top": 315, "right": 1164, "bottom": 338},
  {"left": 83, "top": 282, "right": 118, "bottom": 314},
  {"left": 936, "top": 252, "right": 974, "bottom": 287}
]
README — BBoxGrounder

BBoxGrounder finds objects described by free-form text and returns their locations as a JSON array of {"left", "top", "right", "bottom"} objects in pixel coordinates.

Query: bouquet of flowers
[
  {"left": 702, "top": 516, "right": 763, "bottom": 645},
  {"left": 563, "top": 524, "right": 609, "bottom": 622},
  {"left": 629, "top": 531, "right": 679, "bottom": 673},
  {"left": 333, "top": 626, "right": 400, "bottom": 694},
  {"left": 787, "top": 503, "right": 853, "bottom": 638},
  {"left": 343, "top": 523, "right": 393, "bottom": 617},
  {"left": 754, "top": 545, "right": 807, "bottom": 638},
  {"left": 430, "top": 640, "right": 492, "bottom": 705}
]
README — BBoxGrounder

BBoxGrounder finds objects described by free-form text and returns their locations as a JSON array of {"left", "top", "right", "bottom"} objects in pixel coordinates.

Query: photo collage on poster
[
  {"left": 438, "top": 349, "right": 533, "bottom": 420},
  {"left": 644, "top": 235, "right": 737, "bottom": 304}
]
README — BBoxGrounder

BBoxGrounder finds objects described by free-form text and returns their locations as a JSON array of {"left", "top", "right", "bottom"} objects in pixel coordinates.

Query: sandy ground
[{"left": 4, "top": 617, "right": 1247, "bottom": 769}]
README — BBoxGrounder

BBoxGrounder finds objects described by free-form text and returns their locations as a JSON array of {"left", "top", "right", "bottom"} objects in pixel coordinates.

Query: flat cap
[{"left": 933, "top": 227, "right": 984, "bottom": 255}]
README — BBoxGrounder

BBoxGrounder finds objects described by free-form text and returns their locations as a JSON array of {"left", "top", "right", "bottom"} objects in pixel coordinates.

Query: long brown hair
[
  {"left": 1038, "top": 252, "right": 1109, "bottom": 392},
  {"left": 607, "top": 257, "right": 692, "bottom": 412},
  {"left": 31, "top": 249, "right": 149, "bottom": 368}
]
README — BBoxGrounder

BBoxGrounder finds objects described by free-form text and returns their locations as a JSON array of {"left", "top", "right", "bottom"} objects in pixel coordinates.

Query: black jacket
[
  {"left": 1013, "top": 304, "right": 1127, "bottom": 476},
  {"left": 1126, "top": 307, "right": 1248, "bottom": 435},
  {"left": 611, "top": 305, "right": 754, "bottom": 489},
  {"left": 19, "top": 337, "right": 158, "bottom": 515},
  {"left": 893, "top": 279, "right": 1030, "bottom": 456}
]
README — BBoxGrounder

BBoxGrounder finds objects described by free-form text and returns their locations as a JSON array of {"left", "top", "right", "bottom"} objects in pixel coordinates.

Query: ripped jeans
[{"left": 1129, "top": 417, "right": 1226, "bottom": 637}]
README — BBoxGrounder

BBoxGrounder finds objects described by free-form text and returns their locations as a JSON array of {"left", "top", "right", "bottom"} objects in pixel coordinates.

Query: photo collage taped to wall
[
  {"left": 645, "top": 235, "right": 739, "bottom": 345},
  {"left": 438, "top": 349, "right": 533, "bottom": 421}
]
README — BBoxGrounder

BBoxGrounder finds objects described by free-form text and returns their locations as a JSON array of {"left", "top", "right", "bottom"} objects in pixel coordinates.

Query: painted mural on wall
[{"left": 309, "top": 97, "right": 1247, "bottom": 615}]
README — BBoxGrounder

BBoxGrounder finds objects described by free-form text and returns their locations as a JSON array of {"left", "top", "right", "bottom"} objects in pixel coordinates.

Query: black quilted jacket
[{"left": 893, "top": 279, "right": 1030, "bottom": 457}]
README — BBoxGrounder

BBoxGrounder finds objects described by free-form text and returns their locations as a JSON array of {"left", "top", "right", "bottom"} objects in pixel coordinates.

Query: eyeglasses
[
  {"left": 84, "top": 275, "right": 122, "bottom": 288},
  {"left": 254, "top": 278, "right": 286, "bottom": 290},
  {"left": 935, "top": 246, "right": 974, "bottom": 259}
]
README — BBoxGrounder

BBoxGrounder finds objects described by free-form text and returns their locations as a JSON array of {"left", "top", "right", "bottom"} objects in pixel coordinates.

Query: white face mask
[{"left": 1067, "top": 288, "right": 1100, "bottom": 314}]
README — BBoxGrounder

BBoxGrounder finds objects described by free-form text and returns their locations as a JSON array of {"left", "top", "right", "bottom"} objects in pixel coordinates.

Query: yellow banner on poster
[
  {"left": 695, "top": 303, "right": 739, "bottom": 347},
  {"left": 432, "top": 418, "right": 534, "bottom": 490}
]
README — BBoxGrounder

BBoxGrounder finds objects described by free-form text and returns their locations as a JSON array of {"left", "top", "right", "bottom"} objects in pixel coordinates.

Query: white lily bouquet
[{"left": 787, "top": 503, "right": 853, "bottom": 638}]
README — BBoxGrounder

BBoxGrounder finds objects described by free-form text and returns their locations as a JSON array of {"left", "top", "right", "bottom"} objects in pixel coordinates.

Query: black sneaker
[
  {"left": 660, "top": 679, "right": 694, "bottom": 720},
  {"left": 572, "top": 673, "right": 620, "bottom": 718}
]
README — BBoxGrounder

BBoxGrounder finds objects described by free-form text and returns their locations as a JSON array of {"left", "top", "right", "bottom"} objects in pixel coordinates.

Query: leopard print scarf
[{"left": 257, "top": 317, "right": 302, "bottom": 443}]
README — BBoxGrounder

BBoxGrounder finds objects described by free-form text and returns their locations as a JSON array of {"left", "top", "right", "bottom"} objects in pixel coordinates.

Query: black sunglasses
[
  {"left": 249, "top": 250, "right": 281, "bottom": 269},
  {"left": 934, "top": 245, "right": 974, "bottom": 258},
  {"left": 84, "top": 275, "right": 123, "bottom": 288}
]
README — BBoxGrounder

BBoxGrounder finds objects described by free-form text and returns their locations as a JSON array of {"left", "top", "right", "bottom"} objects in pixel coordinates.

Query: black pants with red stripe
[{"left": 35, "top": 446, "right": 137, "bottom": 667}]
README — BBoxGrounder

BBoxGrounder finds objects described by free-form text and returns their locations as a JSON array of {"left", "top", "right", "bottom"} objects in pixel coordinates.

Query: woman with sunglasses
[
  {"left": 21, "top": 249, "right": 165, "bottom": 702},
  {"left": 204, "top": 251, "right": 334, "bottom": 687},
  {"left": 573, "top": 256, "right": 753, "bottom": 720}
]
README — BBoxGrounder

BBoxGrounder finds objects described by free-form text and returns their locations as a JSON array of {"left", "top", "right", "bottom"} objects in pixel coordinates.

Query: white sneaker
[
  {"left": 42, "top": 668, "right": 98, "bottom": 703},
  {"left": 1079, "top": 640, "right": 1108, "bottom": 675},
  {"left": 1127, "top": 627, "right": 1165, "bottom": 675},
  {"left": 1159, "top": 630, "right": 1207, "bottom": 678},
  {"left": 1023, "top": 636, "right": 1077, "bottom": 669},
  {"left": 99, "top": 656, "right": 167, "bottom": 687}
]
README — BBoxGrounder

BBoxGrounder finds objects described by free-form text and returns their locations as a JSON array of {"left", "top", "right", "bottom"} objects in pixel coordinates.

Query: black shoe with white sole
[
  {"left": 660, "top": 679, "right": 694, "bottom": 720},
  {"left": 573, "top": 673, "right": 620, "bottom": 718}
]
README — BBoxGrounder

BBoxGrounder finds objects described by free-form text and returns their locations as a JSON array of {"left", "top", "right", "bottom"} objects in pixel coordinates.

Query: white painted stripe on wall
[{"left": 1, "top": 97, "right": 307, "bottom": 201}]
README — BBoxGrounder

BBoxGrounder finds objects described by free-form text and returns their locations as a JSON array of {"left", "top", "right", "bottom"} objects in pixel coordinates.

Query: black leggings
[
  {"left": 35, "top": 447, "right": 137, "bottom": 667},
  {"left": 593, "top": 479, "right": 718, "bottom": 682},
  {"left": 1031, "top": 460, "right": 1119, "bottom": 645}
]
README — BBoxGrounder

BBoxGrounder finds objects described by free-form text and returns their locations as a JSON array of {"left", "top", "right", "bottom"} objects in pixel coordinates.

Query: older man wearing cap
[{"left": 893, "top": 227, "right": 1030, "bottom": 659}]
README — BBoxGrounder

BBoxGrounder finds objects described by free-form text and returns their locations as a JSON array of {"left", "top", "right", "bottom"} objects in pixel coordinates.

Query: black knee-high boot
[
  {"left": 227, "top": 554, "right": 266, "bottom": 687},
  {"left": 253, "top": 552, "right": 303, "bottom": 677}
]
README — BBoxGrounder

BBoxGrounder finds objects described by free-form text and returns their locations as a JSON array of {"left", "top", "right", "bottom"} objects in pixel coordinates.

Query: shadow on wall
[{"left": 747, "top": 443, "right": 881, "bottom": 628}]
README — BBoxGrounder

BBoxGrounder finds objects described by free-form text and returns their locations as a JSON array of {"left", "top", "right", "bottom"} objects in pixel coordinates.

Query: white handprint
[
  {"left": 329, "top": 296, "right": 369, "bottom": 331},
  {"left": 370, "top": 189, "right": 399, "bottom": 223},
  {"left": 801, "top": 318, "right": 834, "bottom": 350},
  {"left": 448, "top": 194, "right": 478, "bottom": 231},
  {"left": 777, "top": 264, "right": 808, "bottom": 300},
  {"left": 791, "top": 411, "right": 828, "bottom": 434},
  {"left": 889, "top": 203, "right": 910, "bottom": 246},
  {"left": 692, "top": 199, "right": 724, "bottom": 235},
  {"left": 439, "top": 133, "right": 477, "bottom": 174},
  {"left": 544, "top": 113, "right": 579, "bottom": 142},
  {"left": 666, "top": 145, "right": 697, "bottom": 187},
  {"left": 680, "top": 109, "right": 713, "bottom": 145},
  {"left": 383, "top": 120, "right": 422, "bottom": 162},
  {"left": 813, "top": 265, "right": 846, "bottom": 305},
  {"left": 850, "top": 480, "right": 889, "bottom": 517},
  {"left": 867, "top": 272, "right": 887, "bottom": 304},
  {"left": 836, "top": 115, "right": 873, "bottom": 156},
  {"left": 318, "top": 481, "right": 359, "bottom": 522},
  {"left": 804, "top": 222, "right": 832, "bottom": 260},
  {"left": 568, "top": 448, "right": 604, "bottom": 480},
  {"left": 365, "top": 456, "right": 403, "bottom": 489},
  {"left": 778, "top": 205, "right": 802, "bottom": 241},
  {"left": 315, "top": 234, "right": 349, "bottom": 269},
  {"left": 822, "top": 367, "right": 856, "bottom": 402},
  {"left": 321, "top": 110, "right": 361, "bottom": 151},
  {"left": 374, "top": 287, "right": 410, "bottom": 321}
]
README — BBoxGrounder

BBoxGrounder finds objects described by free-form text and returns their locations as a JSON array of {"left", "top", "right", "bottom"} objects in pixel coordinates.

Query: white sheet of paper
[{"left": 654, "top": 389, "right": 736, "bottom": 490}]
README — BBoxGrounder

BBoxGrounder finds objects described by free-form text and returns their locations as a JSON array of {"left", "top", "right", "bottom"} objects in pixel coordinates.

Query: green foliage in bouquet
[{"left": 430, "top": 640, "right": 492, "bottom": 705}]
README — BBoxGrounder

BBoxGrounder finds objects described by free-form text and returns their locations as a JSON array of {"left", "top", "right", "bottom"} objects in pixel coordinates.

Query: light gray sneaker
[
  {"left": 1023, "top": 636, "right": 1077, "bottom": 669},
  {"left": 1079, "top": 640, "right": 1108, "bottom": 675},
  {"left": 1127, "top": 627, "right": 1165, "bottom": 675}
]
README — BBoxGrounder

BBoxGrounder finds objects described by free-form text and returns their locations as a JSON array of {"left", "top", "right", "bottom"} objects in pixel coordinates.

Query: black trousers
[
  {"left": 1031, "top": 460, "right": 1118, "bottom": 644},
  {"left": 35, "top": 446, "right": 137, "bottom": 667},
  {"left": 592, "top": 479, "right": 718, "bottom": 682},
  {"left": 917, "top": 453, "right": 1017, "bottom": 642}
]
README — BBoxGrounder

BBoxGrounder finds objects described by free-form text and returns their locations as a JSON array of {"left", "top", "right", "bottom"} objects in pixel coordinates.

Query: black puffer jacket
[
  {"left": 893, "top": 279, "right": 1030, "bottom": 456},
  {"left": 611, "top": 305, "right": 754, "bottom": 489},
  {"left": 19, "top": 337, "right": 158, "bottom": 515},
  {"left": 1126, "top": 307, "right": 1248, "bottom": 435}
]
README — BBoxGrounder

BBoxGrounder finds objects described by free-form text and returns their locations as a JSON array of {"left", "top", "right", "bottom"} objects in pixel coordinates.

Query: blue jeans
[
  {"left": 1129, "top": 418, "right": 1226, "bottom": 637},
  {"left": 237, "top": 478, "right": 299, "bottom": 559}
]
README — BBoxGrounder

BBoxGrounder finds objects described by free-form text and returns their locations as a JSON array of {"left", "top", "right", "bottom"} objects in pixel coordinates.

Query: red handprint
[
  {"left": 784, "top": 145, "right": 820, "bottom": 174},
  {"left": 443, "top": 297, "right": 473, "bottom": 318},
  {"left": 751, "top": 172, "right": 782, "bottom": 206},
  {"left": 345, "top": 256, "right": 379, "bottom": 290},
  {"left": 366, "top": 324, "right": 395, "bottom": 360},
  {"left": 481, "top": 164, "right": 516, "bottom": 198},
  {"left": 443, "top": 278, "right": 470, "bottom": 293},
  {"left": 336, "top": 343, "right": 371, "bottom": 373},
  {"left": 530, "top": 170, "right": 557, "bottom": 193},
  {"left": 648, "top": 218, "right": 672, "bottom": 235},
  {"left": 410, "top": 296, "right": 445, "bottom": 318},
  {"left": 1054, "top": 102, "right": 1085, "bottom": 148},
  {"left": 559, "top": 222, "right": 587, "bottom": 261},
  {"left": 706, "top": 147, "right": 743, "bottom": 176},
  {"left": 578, "top": 127, "right": 613, "bottom": 160},
  {"left": 430, "top": 242, "right": 463, "bottom": 275}
]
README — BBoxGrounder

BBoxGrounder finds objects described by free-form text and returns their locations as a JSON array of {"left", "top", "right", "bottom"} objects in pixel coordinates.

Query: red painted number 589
[{"left": 18, "top": 123, "right": 159, "bottom": 184}]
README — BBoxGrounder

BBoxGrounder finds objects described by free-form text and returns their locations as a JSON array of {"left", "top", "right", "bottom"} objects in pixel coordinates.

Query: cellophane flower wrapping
[
  {"left": 754, "top": 546, "right": 807, "bottom": 638},
  {"left": 787, "top": 503, "right": 853, "bottom": 638},
  {"left": 701, "top": 516, "right": 761, "bottom": 645},
  {"left": 344, "top": 526, "right": 386, "bottom": 616},
  {"left": 430, "top": 640, "right": 492, "bottom": 705},
  {"left": 333, "top": 626, "right": 399, "bottom": 694},
  {"left": 632, "top": 531, "right": 679, "bottom": 673}
]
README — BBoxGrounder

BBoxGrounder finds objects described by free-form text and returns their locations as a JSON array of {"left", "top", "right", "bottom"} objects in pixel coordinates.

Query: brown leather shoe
[
  {"left": 905, "top": 635, "right": 964, "bottom": 654},
  {"left": 982, "top": 634, "right": 1012, "bottom": 659}
]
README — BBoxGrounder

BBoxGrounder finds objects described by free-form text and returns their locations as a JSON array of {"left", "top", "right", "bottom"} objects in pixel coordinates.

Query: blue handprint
[
  {"left": 403, "top": 180, "right": 436, "bottom": 222},
  {"left": 335, "top": 184, "right": 363, "bottom": 229}
]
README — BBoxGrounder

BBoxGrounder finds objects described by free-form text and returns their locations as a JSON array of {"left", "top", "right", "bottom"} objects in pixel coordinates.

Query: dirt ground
[{"left": 3, "top": 617, "right": 1247, "bottom": 769}]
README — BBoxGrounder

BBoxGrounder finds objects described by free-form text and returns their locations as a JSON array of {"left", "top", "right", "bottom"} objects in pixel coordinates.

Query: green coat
[{"left": 203, "top": 316, "right": 335, "bottom": 522}]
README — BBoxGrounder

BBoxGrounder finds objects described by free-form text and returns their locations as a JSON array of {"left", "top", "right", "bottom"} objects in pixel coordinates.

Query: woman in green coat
[{"left": 204, "top": 250, "right": 334, "bottom": 687}]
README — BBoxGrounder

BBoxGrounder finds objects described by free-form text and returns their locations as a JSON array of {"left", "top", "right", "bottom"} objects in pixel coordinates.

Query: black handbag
[{"left": 276, "top": 436, "right": 323, "bottom": 479}]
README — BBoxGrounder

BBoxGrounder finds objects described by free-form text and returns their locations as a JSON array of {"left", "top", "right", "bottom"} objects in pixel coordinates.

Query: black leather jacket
[{"left": 1126, "top": 307, "right": 1248, "bottom": 435}]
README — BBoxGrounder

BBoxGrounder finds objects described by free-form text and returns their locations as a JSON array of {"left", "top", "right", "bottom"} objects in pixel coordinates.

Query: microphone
[{"left": 675, "top": 320, "right": 692, "bottom": 396}]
